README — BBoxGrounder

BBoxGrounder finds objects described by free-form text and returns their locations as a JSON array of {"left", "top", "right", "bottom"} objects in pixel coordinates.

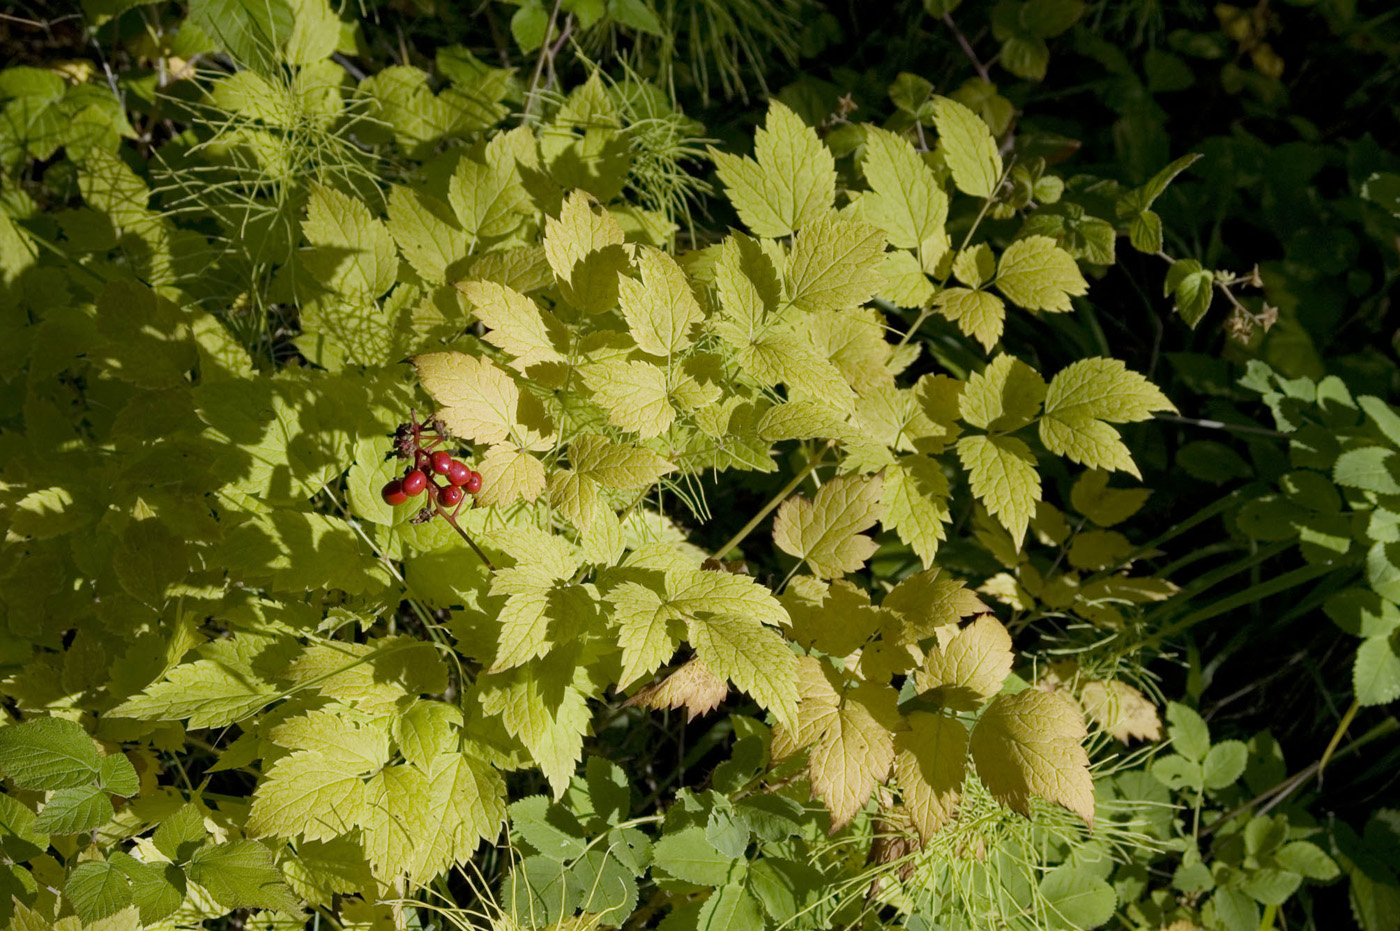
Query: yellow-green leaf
[
  {"left": 773, "top": 474, "right": 885, "bottom": 578},
  {"left": 709, "top": 100, "right": 835, "bottom": 238},
  {"left": 543, "top": 190, "right": 628, "bottom": 313},
  {"left": 958, "top": 354, "right": 1047, "bottom": 432},
  {"left": 931, "top": 96, "right": 1003, "bottom": 199},
  {"left": 1040, "top": 358, "right": 1175, "bottom": 476},
  {"left": 474, "top": 442, "right": 547, "bottom": 507},
  {"left": 881, "top": 454, "right": 951, "bottom": 567},
  {"left": 459, "top": 279, "right": 568, "bottom": 370},
  {"left": 619, "top": 245, "right": 705, "bottom": 356},
  {"left": 935, "top": 287, "right": 1005, "bottom": 352},
  {"left": 861, "top": 126, "right": 948, "bottom": 249},
  {"left": 915, "top": 615, "right": 1013, "bottom": 710},
  {"left": 895, "top": 712, "right": 968, "bottom": 841},
  {"left": 785, "top": 215, "right": 887, "bottom": 313},
  {"left": 808, "top": 683, "right": 898, "bottom": 831},
  {"left": 957, "top": 434, "right": 1040, "bottom": 549},
  {"left": 994, "top": 235, "right": 1088, "bottom": 313},
  {"left": 581, "top": 360, "right": 675, "bottom": 438}
]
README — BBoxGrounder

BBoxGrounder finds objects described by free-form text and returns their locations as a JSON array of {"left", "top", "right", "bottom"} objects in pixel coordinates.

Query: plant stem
[
  {"left": 1317, "top": 697, "right": 1360, "bottom": 782},
  {"left": 942, "top": 13, "right": 991, "bottom": 83},
  {"left": 439, "top": 503, "right": 496, "bottom": 572},
  {"left": 1154, "top": 412, "right": 1285, "bottom": 438},
  {"left": 710, "top": 442, "right": 833, "bottom": 560},
  {"left": 524, "top": 0, "right": 565, "bottom": 117}
]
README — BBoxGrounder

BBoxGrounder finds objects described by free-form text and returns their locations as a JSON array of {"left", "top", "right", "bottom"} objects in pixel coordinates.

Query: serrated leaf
[
  {"left": 449, "top": 131, "right": 533, "bottom": 242},
  {"left": 97, "top": 754, "right": 139, "bottom": 798},
  {"left": 413, "top": 752, "right": 505, "bottom": 881},
  {"left": 699, "top": 881, "right": 764, "bottom": 930},
  {"left": 895, "top": 712, "right": 968, "bottom": 840},
  {"left": 386, "top": 184, "right": 469, "bottom": 285},
  {"left": 415, "top": 352, "right": 532, "bottom": 446},
  {"left": 624, "top": 657, "right": 729, "bottom": 722},
  {"left": 994, "top": 235, "right": 1087, "bottom": 313},
  {"left": 935, "top": 287, "right": 1005, "bottom": 352},
  {"left": 881, "top": 455, "right": 951, "bottom": 567},
  {"left": 543, "top": 191, "right": 629, "bottom": 313},
  {"left": 809, "top": 683, "right": 899, "bottom": 830},
  {"left": 957, "top": 434, "right": 1040, "bottom": 549},
  {"left": 1040, "top": 358, "right": 1175, "bottom": 476},
  {"left": 773, "top": 474, "right": 885, "bottom": 578},
  {"left": 189, "top": 840, "right": 301, "bottom": 912},
  {"left": 931, "top": 95, "right": 1003, "bottom": 198},
  {"left": 688, "top": 614, "right": 798, "bottom": 731},
  {"left": 302, "top": 183, "right": 397, "bottom": 301},
  {"left": 1071, "top": 469, "right": 1150, "bottom": 527},
  {"left": 785, "top": 215, "right": 887, "bottom": 313},
  {"left": 970, "top": 689, "right": 1094, "bottom": 827},
  {"left": 247, "top": 750, "right": 369, "bottom": 842},
  {"left": 620, "top": 245, "right": 705, "bottom": 356},
  {"left": 460, "top": 279, "right": 568, "bottom": 370},
  {"left": 1355, "top": 634, "right": 1400, "bottom": 706},
  {"left": 478, "top": 662, "right": 591, "bottom": 799},
  {"left": 1164, "top": 258, "right": 1213, "bottom": 328},
  {"left": 959, "top": 354, "right": 1046, "bottom": 431},
  {"left": 65, "top": 860, "right": 132, "bottom": 923},
  {"left": 782, "top": 577, "right": 884, "bottom": 657},
  {"left": 861, "top": 126, "right": 949, "bottom": 249},
  {"left": 916, "top": 615, "right": 1013, "bottom": 710},
  {"left": 709, "top": 101, "right": 835, "bottom": 238},
  {"left": 475, "top": 442, "right": 548, "bottom": 507},
  {"left": 570, "top": 434, "right": 676, "bottom": 488},
  {"left": 35, "top": 784, "right": 113, "bottom": 834},
  {"left": 581, "top": 360, "right": 675, "bottom": 438},
  {"left": 882, "top": 568, "right": 988, "bottom": 643},
  {"left": 0, "top": 717, "right": 102, "bottom": 790}
]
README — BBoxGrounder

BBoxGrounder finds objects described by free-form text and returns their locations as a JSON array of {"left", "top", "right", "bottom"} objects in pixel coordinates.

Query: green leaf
[
  {"left": 65, "top": 859, "right": 132, "bottom": 923},
  {"left": 1165, "top": 702, "right": 1210, "bottom": 762},
  {"left": 361, "top": 763, "right": 434, "bottom": 880},
  {"left": 1210, "top": 887, "right": 1260, "bottom": 931},
  {"left": 302, "top": 183, "right": 397, "bottom": 302},
  {"left": 1359, "top": 396, "right": 1400, "bottom": 447},
  {"left": 115, "top": 854, "right": 186, "bottom": 924},
  {"left": 1335, "top": 447, "right": 1400, "bottom": 496},
  {"left": 861, "top": 126, "right": 949, "bottom": 249},
  {"left": 188, "top": 0, "right": 294, "bottom": 72},
  {"left": 1355, "top": 634, "right": 1400, "bottom": 706},
  {"left": 1040, "top": 358, "right": 1175, "bottom": 476},
  {"left": 959, "top": 354, "right": 1047, "bottom": 431},
  {"left": 1039, "top": 865, "right": 1116, "bottom": 930},
  {"left": 581, "top": 360, "right": 675, "bottom": 438},
  {"left": 931, "top": 95, "right": 1003, "bottom": 199},
  {"left": 653, "top": 825, "right": 737, "bottom": 886},
  {"left": 1273, "top": 841, "right": 1339, "bottom": 881},
  {"left": 247, "top": 750, "right": 371, "bottom": 842},
  {"left": 34, "top": 785, "right": 113, "bottom": 834},
  {"left": 188, "top": 840, "right": 301, "bottom": 912},
  {"left": 709, "top": 100, "right": 836, "bottom": 238},
  {"left": 510, "top": 795, "right": 589, "bottom": 861},
  {"left": 881, "top": 454, "right": 951, "bottom": 567},
  {"left": 994, "top": 235, "right": 1088, "bottom": 313},
  {"left": 386, "top": 185, "right": 469, "bottom": 286},
  {"left": 413, "top": 752, "right": 506, "bottom": 881},
  {"left": 0, "top": 717, "right": 102, "bottom": 790},
  {"left": 785, "top": 215, "right": 887, "bottom": 313},
  {"left": 478, "top": 661, "right": 591, "bottom": 799},
  {"left": 153, "top": 803, "right": 207, "bottom": 864},
  {"left": 773, "top": 474, "right": 885, "bottom": 578},
  {"left": 97, "top": 754, "right": 139, "bottom": 797},
  {"left": 1164, "top": 258, "right": 1214, "bottom": 328},
  {"left": 698, "top": 882, "right": 764, "bottom": 930},
  {"left": 689, "top": 614, "right": 799, "bottom": 731},
  {"left": 1202, "top": 740, "right": 1248, "bottom": 790}
]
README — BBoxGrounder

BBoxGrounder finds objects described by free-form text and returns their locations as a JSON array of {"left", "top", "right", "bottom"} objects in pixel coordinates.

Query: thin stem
[
  {"left": 942, "top": 13, "right": 991, "bottom": 83},
  {"left": 710, "top": 442, "right": 833, "bottom": 560},
  {"left": 438, "top": 502, "right": 496, "bottom": 572},
  {"left": 1317, "top": 697, "right": 1361, "bottom": 782},
  {"left": 1154, "top": 412, "right": 1286, "bottom": 438},
  {"left": 524, "top": 0, "right": 565, "bottom": 117}
]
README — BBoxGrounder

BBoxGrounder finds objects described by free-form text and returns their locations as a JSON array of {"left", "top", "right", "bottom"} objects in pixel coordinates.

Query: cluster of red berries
[{"left": 381, "top": 416, "right": 482, "bottom": 521}]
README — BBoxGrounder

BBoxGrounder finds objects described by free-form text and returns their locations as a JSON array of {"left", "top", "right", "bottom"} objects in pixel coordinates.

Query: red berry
[
  {"left": 431, "top": 451, "right": 454, "bottom": 475},
  {"left": 402, "top": 470, "right": 428, "bottom": 496},
  {"left": 464, "top": 471, "right": 482, "bottom": 494},
  {"left": 447, "top": 460, "right": 472, "bottom": 486},
  {"left": 439, "top": 484, "right": 464, "bottom": 507},
  {"left": 381, "top": 479, "right": 409, "bottom": 506}
]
